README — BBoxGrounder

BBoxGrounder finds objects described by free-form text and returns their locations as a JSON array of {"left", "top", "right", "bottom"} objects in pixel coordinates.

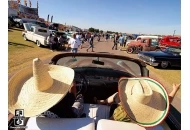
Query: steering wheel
[{"left": 75, "top": 73, "right": 88, "bottom": 95}]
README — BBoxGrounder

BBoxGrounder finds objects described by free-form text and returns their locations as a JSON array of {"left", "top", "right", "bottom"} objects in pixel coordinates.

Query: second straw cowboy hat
[
  {"left": 8, "top": 58, "right": 74, "bottom": 117},
  {"left": 118, "top": 77, "right": 170, "bottom": 127}
]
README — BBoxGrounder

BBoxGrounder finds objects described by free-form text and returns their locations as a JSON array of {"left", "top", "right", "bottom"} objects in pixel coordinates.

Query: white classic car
[{"left": 22, "top": 23, "right": 50, "bottom": 47}]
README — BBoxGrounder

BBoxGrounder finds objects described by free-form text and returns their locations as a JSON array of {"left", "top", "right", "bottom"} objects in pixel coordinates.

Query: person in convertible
[
  {"left": 8, "top": 58, "right": 85, "bottom": 121},
  {"left": 95, "top": 77, "right": 180, "bottom": 127}
]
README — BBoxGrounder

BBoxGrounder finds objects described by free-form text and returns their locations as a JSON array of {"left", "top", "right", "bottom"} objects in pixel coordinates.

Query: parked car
[
  {"left": 126, "top": 35, "right": 159, "bottom": 45},
  {"left": 22, "top": 23, "right": 50, "bottom": 47},
  {"left": 48, "top": 23, "right": 59, "bottom": 31},
  {"left": 138, "top": 46, "right": 181, "bottom": 69},
  {"left": 159, "top": 36, "right": 181, "bottom": 47},
  {"left": 31, "top": 21, "right": 48, "bottom": 28},
  {"left": 8, "top": 17, "right": 15, "bottom": 28},
  {"left": 127, "top": 38, "right": 159, "bottom": 54}
]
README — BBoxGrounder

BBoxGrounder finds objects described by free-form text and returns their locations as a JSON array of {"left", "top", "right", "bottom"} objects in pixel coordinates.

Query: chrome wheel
[
  {"left": 160, "top": 61, "right": 169, "bottom": 69},
  {"left": 127, "top": 47, "right": 134, "bottom": 54},
  {"left": 36, "top": 41, "right": 41, "bottom": 47},
  {"left": 24, "top": 35, "right": 27, "bottom": 41}
]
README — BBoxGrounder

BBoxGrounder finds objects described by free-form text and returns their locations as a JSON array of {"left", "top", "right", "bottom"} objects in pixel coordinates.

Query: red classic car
[
  {"left": 127, "top": 38, "right": 159, "bottom": 54},
  {"left": 159, "top": 36, "right": 181, "bottom": 47}
]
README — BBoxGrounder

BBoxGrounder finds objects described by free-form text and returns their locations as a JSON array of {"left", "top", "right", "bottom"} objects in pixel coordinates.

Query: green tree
[
  {"left": 95, "top": 29, "right": 99, "bottom": 33},
  {"left": 89, "top": 27, "right": 95, "bottom": 32},
  {"left": 100, "top": 30, "right": 103, "bottom": 34}
]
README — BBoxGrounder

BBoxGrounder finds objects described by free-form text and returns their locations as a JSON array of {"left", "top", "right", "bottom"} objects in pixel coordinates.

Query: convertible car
[
  {"left": 8, "top": 53, "right": 180, "bottom": 130},
  {"left": 137, "top": 46, "right": 181, "bottom": 69}
]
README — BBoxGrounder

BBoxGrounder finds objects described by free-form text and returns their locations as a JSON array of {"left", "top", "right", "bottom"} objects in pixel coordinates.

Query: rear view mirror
[{"left": 92, "top": 60, "right": 104, "bottom": 65}]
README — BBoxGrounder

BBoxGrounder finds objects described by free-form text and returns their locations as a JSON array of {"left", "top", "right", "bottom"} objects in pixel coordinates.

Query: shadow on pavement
[
  {"left": 8, "top": 42, "right": 34, "bottom": 48},
  {"left": 9, "top": 28, "right": 24, "bottom": 31}
]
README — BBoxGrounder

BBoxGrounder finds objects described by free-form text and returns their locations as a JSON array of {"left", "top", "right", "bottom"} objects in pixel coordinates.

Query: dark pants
[
  {"left": 123, "top": 40, "right": 127, "bottom": 47},
  {"left": 87, "top": 43, "right": 94, "bottom": 49},
  {"left": 55, "top": 42, "right": 60, "bottom": 50},
  {"left": 112, "top": 41, "right": 117, "bottom": 50},
  {"left": 50, "top": 43, "right": 54, "bottom": 50}
]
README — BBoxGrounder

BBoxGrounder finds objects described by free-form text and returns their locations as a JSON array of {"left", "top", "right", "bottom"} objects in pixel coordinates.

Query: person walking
[
  {"left": 97, "top": 34, "right": 100, "bottom": 42},
  {"left": 112, "top": 33, "right": 119, "bottom": 50},
  {"left": 123, "top": 35, "right": 127, "bottom": 47},
  {"left": 86, "top": 34, "right": 94, "bottom": 52},
  {"left": 58, "top": 35, "right": 65, "bottom": 50},
  {"left": 47, "top": 34, "right": 55, "bottom": 52},
  {"left": 105, "top": 34, "right": 109, "bottom": 42},
  {"left": 54, "top": 35, "right": 59, "bottom": 51},
  {"left": 68, "top": 34, "right": 81, "bottom": 60},
  {"left": 118, "top": 34, "right": 125, "bottom": 50}
]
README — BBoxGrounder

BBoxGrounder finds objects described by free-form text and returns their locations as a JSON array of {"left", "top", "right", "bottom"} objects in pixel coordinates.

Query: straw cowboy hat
[
  {"left": 118, "top": 77, "right": 170, "bottom": 127},
  {"left": 8, "top": 58, "right": 74, "bottom": 117}
]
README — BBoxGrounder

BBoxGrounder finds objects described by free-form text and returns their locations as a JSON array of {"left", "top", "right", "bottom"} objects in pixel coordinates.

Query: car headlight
[
  {"left": 138, "top": 53, "right": 142, "bottom": 57},
  {"left": 150, "top": 57, "right": 155, "bottom": 62}
]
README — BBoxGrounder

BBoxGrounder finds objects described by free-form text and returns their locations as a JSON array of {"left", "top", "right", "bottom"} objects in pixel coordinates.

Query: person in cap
[
  {"left": 95, "top": 77, "right": 180, "bottom": 127},
  {"left": 8, "top": 58, "right": 85, "bottom": 121}
]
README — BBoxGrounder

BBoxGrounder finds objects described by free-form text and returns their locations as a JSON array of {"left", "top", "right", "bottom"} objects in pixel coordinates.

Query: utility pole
[{"left": 173, "top": 30, "right": 176, "bottom": 36}]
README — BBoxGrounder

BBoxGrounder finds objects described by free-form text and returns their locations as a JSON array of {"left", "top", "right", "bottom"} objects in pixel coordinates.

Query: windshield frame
[{"left": 50, "top": 53, "right": 149, "bottom": 77}]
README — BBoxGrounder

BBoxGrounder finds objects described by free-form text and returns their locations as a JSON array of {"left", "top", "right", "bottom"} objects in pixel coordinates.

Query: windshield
[
  {"left": 164, "top": 47, "right": 181, "bottom": 54},
  {"left": 56, "top": 56, "right": 142, "bottom": 77}
]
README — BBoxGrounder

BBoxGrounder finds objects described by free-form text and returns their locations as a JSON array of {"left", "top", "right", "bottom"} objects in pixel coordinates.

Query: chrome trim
[{"left": 138, "top": 55, "right": 159, "bottom": 66}]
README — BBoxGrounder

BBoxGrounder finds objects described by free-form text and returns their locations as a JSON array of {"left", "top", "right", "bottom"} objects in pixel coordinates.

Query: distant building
[
  {"left": 67, "top": 25, "right": 82, "bottom": 32},
  {"left": 83, "top": 29, "right": 89, "bottom": 32},
  {"left": 8, "top": 0, "right": 39, "bottom": 20}
]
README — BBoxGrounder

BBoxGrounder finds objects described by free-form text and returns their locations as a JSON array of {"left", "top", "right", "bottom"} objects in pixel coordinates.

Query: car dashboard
[{"left": 73, "top": 67, "right": 134, "bottom": 84}]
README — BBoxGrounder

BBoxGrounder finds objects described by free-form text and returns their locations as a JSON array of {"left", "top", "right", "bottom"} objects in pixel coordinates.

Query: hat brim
[
  {"left": 118, "top": 77, "right": 169, "bottom": 127},
  {"left": 8, "top": 65, "right": 74, "bottom": 117}
]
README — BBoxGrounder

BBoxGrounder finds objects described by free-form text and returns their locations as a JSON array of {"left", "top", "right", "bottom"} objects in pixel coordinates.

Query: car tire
[
  {"left": 23, "top": 35, "right": 28, "bottom": 41},
  {"left": 127, "top": 46, "right": 134, "bottom": 54},
  {"left": 160, "top": 61, "right": 170, "bottom": 69},
  {"left": 16, "top": 23, "right": 20, "bottom": 28},
  {"left": 138, "top": 46, "right": 143, "bottom": 52},
  {"left": 36, "top": 40, "right": 41, "bottom": 47}
]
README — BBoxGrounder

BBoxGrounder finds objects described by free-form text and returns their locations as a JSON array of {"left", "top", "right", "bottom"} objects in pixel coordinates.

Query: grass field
[{"left": 8, "top": 28, "right": 59, "bottom": 74}]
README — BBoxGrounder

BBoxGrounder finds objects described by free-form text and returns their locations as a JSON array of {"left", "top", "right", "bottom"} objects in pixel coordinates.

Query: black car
[{"left": 138, "top": 46, "right": 181, "bottom": 69}]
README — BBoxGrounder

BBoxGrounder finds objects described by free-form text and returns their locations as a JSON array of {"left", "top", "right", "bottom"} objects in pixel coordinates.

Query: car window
[
  {"left": 30, "top": 27, "right": 34, "bottom": 32},
  {"left": 151, "top": 38, "right": 158, "bottom": 46},
  {"left": 165, "top": 47, "right": 181, "bottom": 54},
  {"left": 38, "top": 29, "right": 47, "bottom": 33}
]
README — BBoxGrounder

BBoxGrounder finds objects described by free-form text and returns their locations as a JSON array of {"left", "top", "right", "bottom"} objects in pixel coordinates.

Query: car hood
[{"left": 139, "top": 51, "right": 172, "bottom": 57}]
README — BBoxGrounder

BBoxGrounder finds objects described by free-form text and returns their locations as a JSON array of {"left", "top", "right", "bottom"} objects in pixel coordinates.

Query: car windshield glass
[
  {"left": 164, "top": 47, "right": 181, "bottom": 54},
  {"left": 56, "top": 56, "right": 142, "bottom": 77}
]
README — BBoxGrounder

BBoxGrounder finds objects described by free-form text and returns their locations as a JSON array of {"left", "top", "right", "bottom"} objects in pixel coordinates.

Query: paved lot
[{"left": 8, "top": 37, "right": 181, "bottom": 112}]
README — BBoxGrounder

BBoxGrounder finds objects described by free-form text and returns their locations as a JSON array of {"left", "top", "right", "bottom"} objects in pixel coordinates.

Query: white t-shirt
[
  {"left": 76, "top": 34, "right": 80, "bottom": 40},
  {"left": 68, "top": 38, "right": 81, "bottom": 48}
]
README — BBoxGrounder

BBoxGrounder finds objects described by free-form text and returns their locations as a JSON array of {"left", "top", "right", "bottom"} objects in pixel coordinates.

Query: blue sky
[{"left": 29, "top": 0, "right": 180, "bottom": 35}]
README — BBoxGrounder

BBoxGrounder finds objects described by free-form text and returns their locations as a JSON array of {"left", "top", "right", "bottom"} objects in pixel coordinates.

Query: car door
[
  {"left": 27, "top": 27, "right": 34, "bottom": 41},
  {"left": 171, "top": 55, "right": 181, "bottom": 67},
  {"left": 150, "top": 38, "right": 158, "bottom": 51},
  {"left": 23, "top": 23, "right": 34, "bottom": 41}
]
